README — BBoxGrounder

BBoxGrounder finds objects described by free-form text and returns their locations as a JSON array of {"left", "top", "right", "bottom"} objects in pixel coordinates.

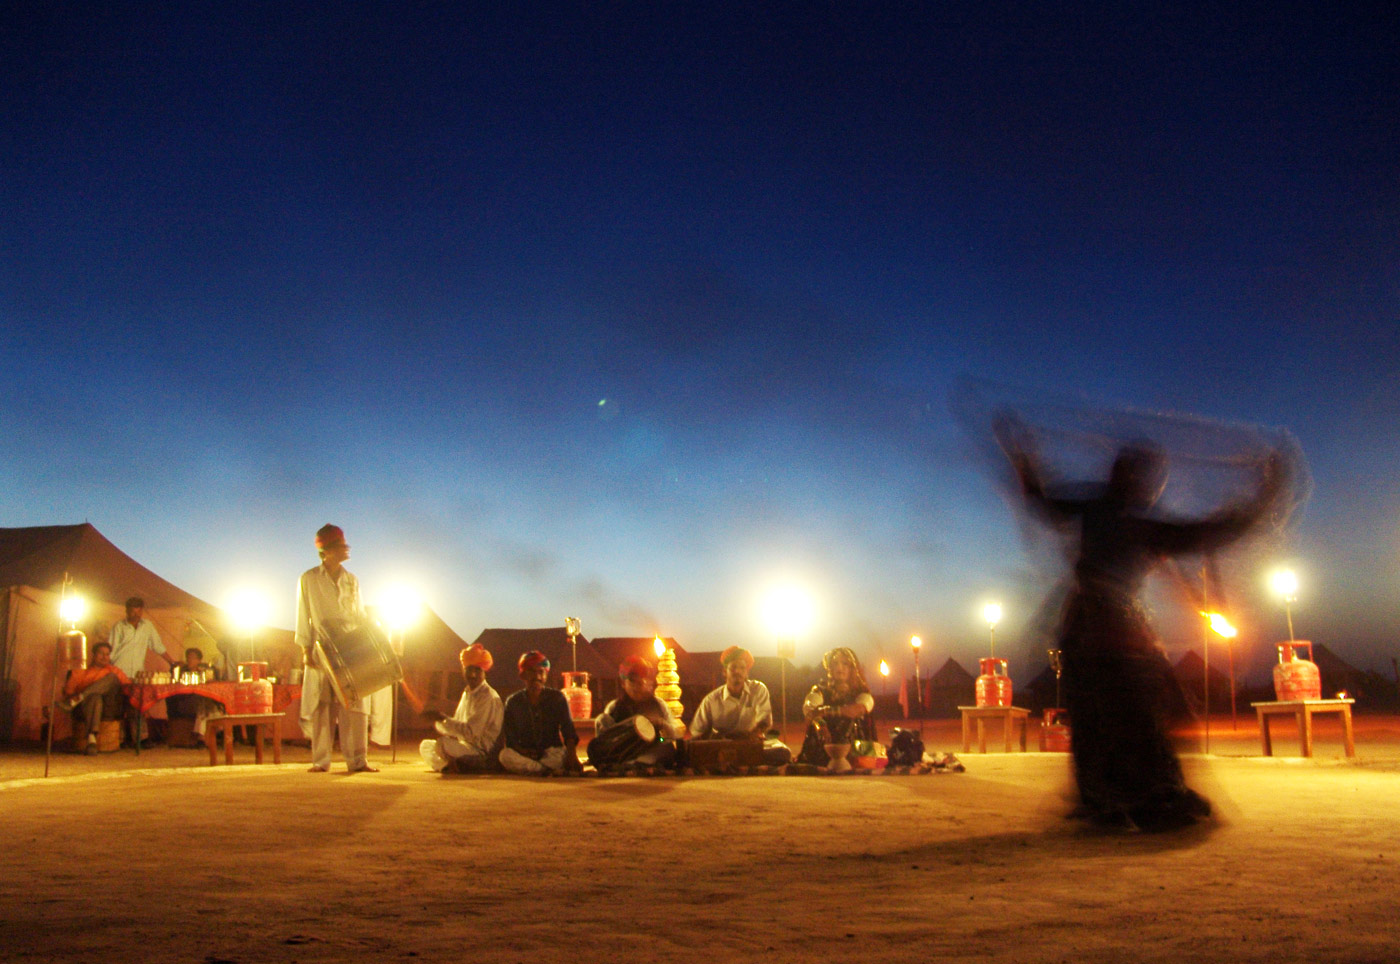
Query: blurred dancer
[{"left": 995, "top": 415, "right": 1290, "bottom": 830}]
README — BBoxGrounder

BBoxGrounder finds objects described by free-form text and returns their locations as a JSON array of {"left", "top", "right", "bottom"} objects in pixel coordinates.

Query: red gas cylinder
[
  {"left": 1041, "top": 708, "right": 1071, "bottom": 752},
  {"left": 560, "top": 671, "right": 592, "bottom": 720},
  {"left": 975, "top": 657, "right": 1012, "bottom": 707},
  {"left": 232, "top": 679, "right": 273, "bottom": 714},
  {"left": 1273, "top": 641, "right": 1321, "bottom": 701}
]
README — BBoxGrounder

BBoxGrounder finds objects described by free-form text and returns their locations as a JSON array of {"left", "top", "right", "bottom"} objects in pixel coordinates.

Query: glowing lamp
[
  {"left": 1269, "top": 568, "right": 1300, "bottom": 640},
  {"left": 225, "top": 587, "right": 272, "bottom": 635},
  {"left": 983, "top": 602, "right": 1003, "bottom": 628},
  {"left": 653, "top": 636, "right": 666, "bottom": 659},
  {"left": 378, "top": 585, "right": 423, "bottom": 633},
  {"left": 761, "top": 583, "right": 816, "bottom": 640},
  {"left": 910, "top": 635, "right": 922, "bottom": 650},
  {"left": 58, "top": 595, "right": 87, "bottom": 626},
  {"left": 1204, "top": 612, "right": 1238, "bottom": 638},
  {"left": 879, "top": 659, "right": 890, "bottom": 677}
]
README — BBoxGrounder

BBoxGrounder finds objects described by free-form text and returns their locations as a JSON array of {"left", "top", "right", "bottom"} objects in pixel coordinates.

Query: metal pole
[
  {"left": 1228, "top": 636, "right": 1238, "bottom": 730},
  {"left": 1202, "top": 562, "right": 1210, "bottom": 755},
  {"left": 1285, "top": 601, "right": 1295, "bottom": 642},
  {"left": 391, "top": 630, "right": 401, "bottom": 763}
]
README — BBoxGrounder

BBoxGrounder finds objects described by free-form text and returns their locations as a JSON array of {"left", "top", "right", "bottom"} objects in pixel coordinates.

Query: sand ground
[{"left": 2, "top": 715, "right": 1397, "bottom": 963}]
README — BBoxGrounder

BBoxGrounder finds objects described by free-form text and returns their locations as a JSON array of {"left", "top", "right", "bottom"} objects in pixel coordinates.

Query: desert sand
[{"left": 2, "top": 715, "right": 1397, "bottom": 964}]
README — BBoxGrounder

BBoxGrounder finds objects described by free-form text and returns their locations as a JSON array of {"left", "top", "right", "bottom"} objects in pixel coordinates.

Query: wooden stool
[
  {"left": 958, "top": 705, "right": 1030, "bottom": 753},
  {"left": 72, "top": 718, "right": 122, "bottom": 753},
  {"left": 1251, "top": 699, "right": 1355, "bottom": 758},
  {"left": 203, "top": 713, "right": 284, "bottom": 766}
]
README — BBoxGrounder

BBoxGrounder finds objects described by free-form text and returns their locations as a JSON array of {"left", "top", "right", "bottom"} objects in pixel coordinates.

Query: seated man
[
  {"left": 797, "top": 646, "right": 877, "bottom": 766},
  {"left": 689, "top": 646, "right": 792, "bottom": 765},
  {"left": 590, "top": 655, "right": 686, "bottom": 771},
  {"left": 165, "top": 647, "right": 219, "bottom": 747},
  {"left": 420, "top": 643, "right": 503, "bottom": 773},
  {"left": 61, "top": 642, "right": 130, "bottom": 755},
  {"left": 499, "top": 651, "right": 582, "bottom": 776}
]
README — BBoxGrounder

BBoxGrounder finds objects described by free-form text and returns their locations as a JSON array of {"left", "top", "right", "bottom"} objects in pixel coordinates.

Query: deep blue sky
[{"left": 3, "top": 3, "right": 1397, "bottom": 679}]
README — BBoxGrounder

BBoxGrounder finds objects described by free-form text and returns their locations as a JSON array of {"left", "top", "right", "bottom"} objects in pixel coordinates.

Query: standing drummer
[{"left": 295, "top": 523, "right": 377, "bottom": 774}]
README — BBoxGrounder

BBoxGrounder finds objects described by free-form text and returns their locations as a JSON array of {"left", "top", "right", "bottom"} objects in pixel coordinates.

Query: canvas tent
[
  {"left": 0, "top": 523, "right": 296, "bottom": 743},
  {"left": 467, "top": 627, "right": 614, "bottom": 702}
]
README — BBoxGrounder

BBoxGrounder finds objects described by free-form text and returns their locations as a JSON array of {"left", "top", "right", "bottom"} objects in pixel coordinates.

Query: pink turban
[
  {"left": 518, "top": 650, "right": 550, "bottom": 678},
  {"left": 459, "top": 644, "right": 493, "bottom": 672},
  {"left": 619, "top": 655, "right": 656, "bottom": 682},
  {"left": 720, "top": 646, "right": 754, "bottom": 669}
]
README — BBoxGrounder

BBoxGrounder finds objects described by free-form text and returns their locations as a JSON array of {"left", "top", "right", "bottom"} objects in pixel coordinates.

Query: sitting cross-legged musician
[
  {"left": 420, "top": 643, "right": 503, "bottom": 773},
  {"left": 688, "top": 646, "right": 792, "bottom": 766},
  {"left": 499, "top": 651, "right": 582, "bottom": 776},
  {"left": 797, "top": 646, "right": 877, "bottom": 766},
  {"left": 590, "top": 655, "right": 686, "bottom": 771}
]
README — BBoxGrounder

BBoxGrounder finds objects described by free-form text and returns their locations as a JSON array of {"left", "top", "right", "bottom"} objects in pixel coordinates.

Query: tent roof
[
  {"left": 590, "top": 636, "right": 709, "bottom": 680},
  {"left": 930, "top": 657, "right": 975, "bottom": 687},
  {"left": 1174, "top": 650, "right": 1232, "bottom": 685},
  {"left": 468, "top": 627, "right": 613, "bottom": 692},
  {"left": 0, "top": 523, "right": 219, "bottom": 616}
]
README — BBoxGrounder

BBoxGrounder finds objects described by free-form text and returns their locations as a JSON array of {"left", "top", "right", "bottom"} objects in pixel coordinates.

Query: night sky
[{"left": 3, "top": 3, "right": 1397, "bottom": 679}]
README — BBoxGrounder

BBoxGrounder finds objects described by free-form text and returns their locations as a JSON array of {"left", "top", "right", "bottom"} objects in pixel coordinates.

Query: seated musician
[
  {"left": 60, "top": 641, "right": 130, "bottom": 755},
  {"left": 499, "top": 651, "right": 583, "bottom": 776},
  {"left": 420, "top": 643, "right": 503, "bottom": 773},
  {"left": 796, "top": 646, "right": 877, "bottom": 766},
  {"left": 165, "top": 647, "right": 219, "bottom": 748},
  {"left": 689, "top": 646, "right": 792, "bottom": 765},
  {"left": 590, "top": 655, "right": 685, "bottom": 771}
]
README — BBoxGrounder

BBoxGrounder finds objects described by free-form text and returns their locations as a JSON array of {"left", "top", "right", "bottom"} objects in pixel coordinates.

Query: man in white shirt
[
  {"left": 109, "top": 596, "right": 175, "bottom": 679},
  {"left": 689, "top": 646, "right": 792, "bottom": 765},
  {"left": 295, "top": 523, "right": 377, "bottom": 773},
  {"left": 420, "top": 643, "right": 503, "bottom": 772}
]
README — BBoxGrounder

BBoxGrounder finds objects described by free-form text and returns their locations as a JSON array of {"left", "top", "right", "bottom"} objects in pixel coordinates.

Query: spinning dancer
[{"left": 994, "top": 415, "right": 1293, "bottom": 830}]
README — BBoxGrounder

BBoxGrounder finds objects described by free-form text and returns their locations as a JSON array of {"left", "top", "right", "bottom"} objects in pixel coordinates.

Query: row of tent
[{"left": 3, "top": 524, "right": 1390, "bottom": 743}]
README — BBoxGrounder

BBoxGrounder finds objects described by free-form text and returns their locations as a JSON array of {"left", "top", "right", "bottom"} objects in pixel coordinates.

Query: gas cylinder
[
  {"left": 560, "top": 671, "right": 592, "bottom": 720},
  {"left": 1273, "top": 641, "right": 1321, "bottom": 701},
  {"left": 232, "top": 679, "right": 273, "bottom": 714},
  {"left": 1041, "top": 708, "right": 1071, "bottom": 752},
  {"left": 975, "top": 657, "right": 1012, "bottom": 707}
]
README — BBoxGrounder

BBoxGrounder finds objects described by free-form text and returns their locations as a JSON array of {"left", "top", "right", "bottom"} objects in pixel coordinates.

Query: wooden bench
[
  {"left": 958, "top": 705, "right": 1030, "bottom": 753},
  {"left": 203, "top": 713, "right": 284, "bottom": 766},
  {"left": 1251, "top": 699, "right": 1355, "bottom": 759}
]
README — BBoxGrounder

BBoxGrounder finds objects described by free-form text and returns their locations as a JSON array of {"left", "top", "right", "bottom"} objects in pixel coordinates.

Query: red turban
[
  {"left": 459, "top": 644, "right": 493, "bottom": 672},
  {"left": 314, "top": 524, "right": 347, "bottom": 549},
  {"left": 619, "top": 654, "right": 656, "bottom": 681},
  {"left": 518, "top": 650, "right": 550, "bottom": 678},
  {"left": 720, "top": 646, "right": 754, "bottom": 669}
]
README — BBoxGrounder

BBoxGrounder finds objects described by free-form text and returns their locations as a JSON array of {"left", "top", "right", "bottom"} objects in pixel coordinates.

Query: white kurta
[
  {"left": 108, "top": 617, "right": 166, "bottom": 678},
  {"left": 295, "top": 562, "right": 371, "bottom": 769},
  {"left": 420, "top": 682, "right": 503, "bottom": 771},
  {"left": 688, "top": 679, "right": 774, "bottom": 738}
]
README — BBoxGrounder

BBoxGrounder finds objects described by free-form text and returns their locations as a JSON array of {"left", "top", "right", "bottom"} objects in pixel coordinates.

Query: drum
[
  {"left": 587, "top": 715, "right": 657, "bottom": 768},
  {"left": 687, "top": 738, "right": 766, "bottom": 770},
  {"left": 312, "top": 621, "right": 403, "bottom": 708}
]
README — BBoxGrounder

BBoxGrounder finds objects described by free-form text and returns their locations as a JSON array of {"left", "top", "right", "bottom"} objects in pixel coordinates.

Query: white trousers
[
  {"left": 301, "top": 665, "right": 370, "bottom": 769},
  {"left": 419, "top": 736, "right": 490, "bottom": 772},
  {"left": 499, "top": 745, "right": 565, "bottom": 775}
]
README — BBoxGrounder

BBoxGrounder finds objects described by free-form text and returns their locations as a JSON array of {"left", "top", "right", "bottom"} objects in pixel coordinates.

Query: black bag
[{"left": 886, "top": 727, "right": 925, "bottom": 767}]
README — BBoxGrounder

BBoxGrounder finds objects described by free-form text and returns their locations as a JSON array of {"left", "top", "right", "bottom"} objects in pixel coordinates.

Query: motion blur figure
[{"left": 995, "top": 415, "right": 1291, "bottom": 831}]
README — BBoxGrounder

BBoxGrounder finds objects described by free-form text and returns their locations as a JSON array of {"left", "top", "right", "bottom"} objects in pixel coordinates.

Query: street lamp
[
  {"left": 761, "top": 583, "right": 815, "bottom": 738},
  {"left": 910, "top": 635, "right": 923, "bottom": 728},
  {"left": 1201, "top": 611, "right": 1238, "bottom": 751},
  {"left": 378, "top": 585, "right": 423, "bottom": 763},
  {"left": 225, "top": 587, "right": 272, "bottom": 668},
  {"left": 1269, "top": 568, "right": 1299, "bottom": 641},
  {"left": 983, "top": 602, "right": 1002, "bottom": 657}
]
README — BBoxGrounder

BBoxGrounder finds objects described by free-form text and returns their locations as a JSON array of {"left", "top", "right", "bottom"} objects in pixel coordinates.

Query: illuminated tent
[{"left": 0, "top": 523, "right": 294, "bottom": 743}]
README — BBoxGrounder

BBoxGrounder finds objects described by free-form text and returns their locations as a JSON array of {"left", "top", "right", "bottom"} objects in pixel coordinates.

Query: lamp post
[
  {"left": 879, "top": 659, "right": 890, "bottom": 698},
  {"left": 379, "top": 586, "right": 422, "bottom": 764},
  {"left": 762, "top": 583, "right": 814, "bottom": 744},
  {"left": 1270, "top": 569, "right": 1299, "bottom": 641},
  {"left": 46, "top": 576, "right": 86, "bottom": 778},
  {"left": 565, "top": 616, "right": 581, "bottom": 673},
  {"left": 910, "top": 635, "right": 923, "bottom": 732},
  {"left": 983, "top": 602, "right": 1002, "bottom": 658},
  {"left": 1201, "top": 611, "right": 1237, "bottom": 753}
]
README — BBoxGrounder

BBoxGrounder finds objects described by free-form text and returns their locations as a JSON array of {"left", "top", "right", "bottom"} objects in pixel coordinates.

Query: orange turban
[
  {"left": 459, "top": 644, "right": 493, "bottom": 672},
  {"left": 720, "top": 646, "right": 754, "bottom": 669}
]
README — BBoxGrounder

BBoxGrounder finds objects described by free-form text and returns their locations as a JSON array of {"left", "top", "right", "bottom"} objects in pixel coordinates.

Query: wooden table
[
  {"left": 959, "top": 705, "right": 1030, "bottom": 753},
  {"left": 203, "top": 713, "right": 284, "bottom": 766},
  {"left": 1251, "top": 699, "right": 1355, "bottom": 758}
]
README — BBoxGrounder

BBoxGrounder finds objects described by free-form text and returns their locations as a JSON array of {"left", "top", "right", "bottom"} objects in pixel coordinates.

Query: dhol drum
[
  {"left": 312, "top": 621, "right": 403, "bottom": 708},
  {"left": 586, "top": 715, "right": 657, "bottom": 769}
]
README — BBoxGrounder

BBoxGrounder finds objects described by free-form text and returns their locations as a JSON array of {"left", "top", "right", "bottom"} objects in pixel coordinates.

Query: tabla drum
[
  {"left": 587, "top": 715, "right": 657, "bottom": 768},
  {"left": 312, "top": 621, "right": 403, "bottom": 708}
]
